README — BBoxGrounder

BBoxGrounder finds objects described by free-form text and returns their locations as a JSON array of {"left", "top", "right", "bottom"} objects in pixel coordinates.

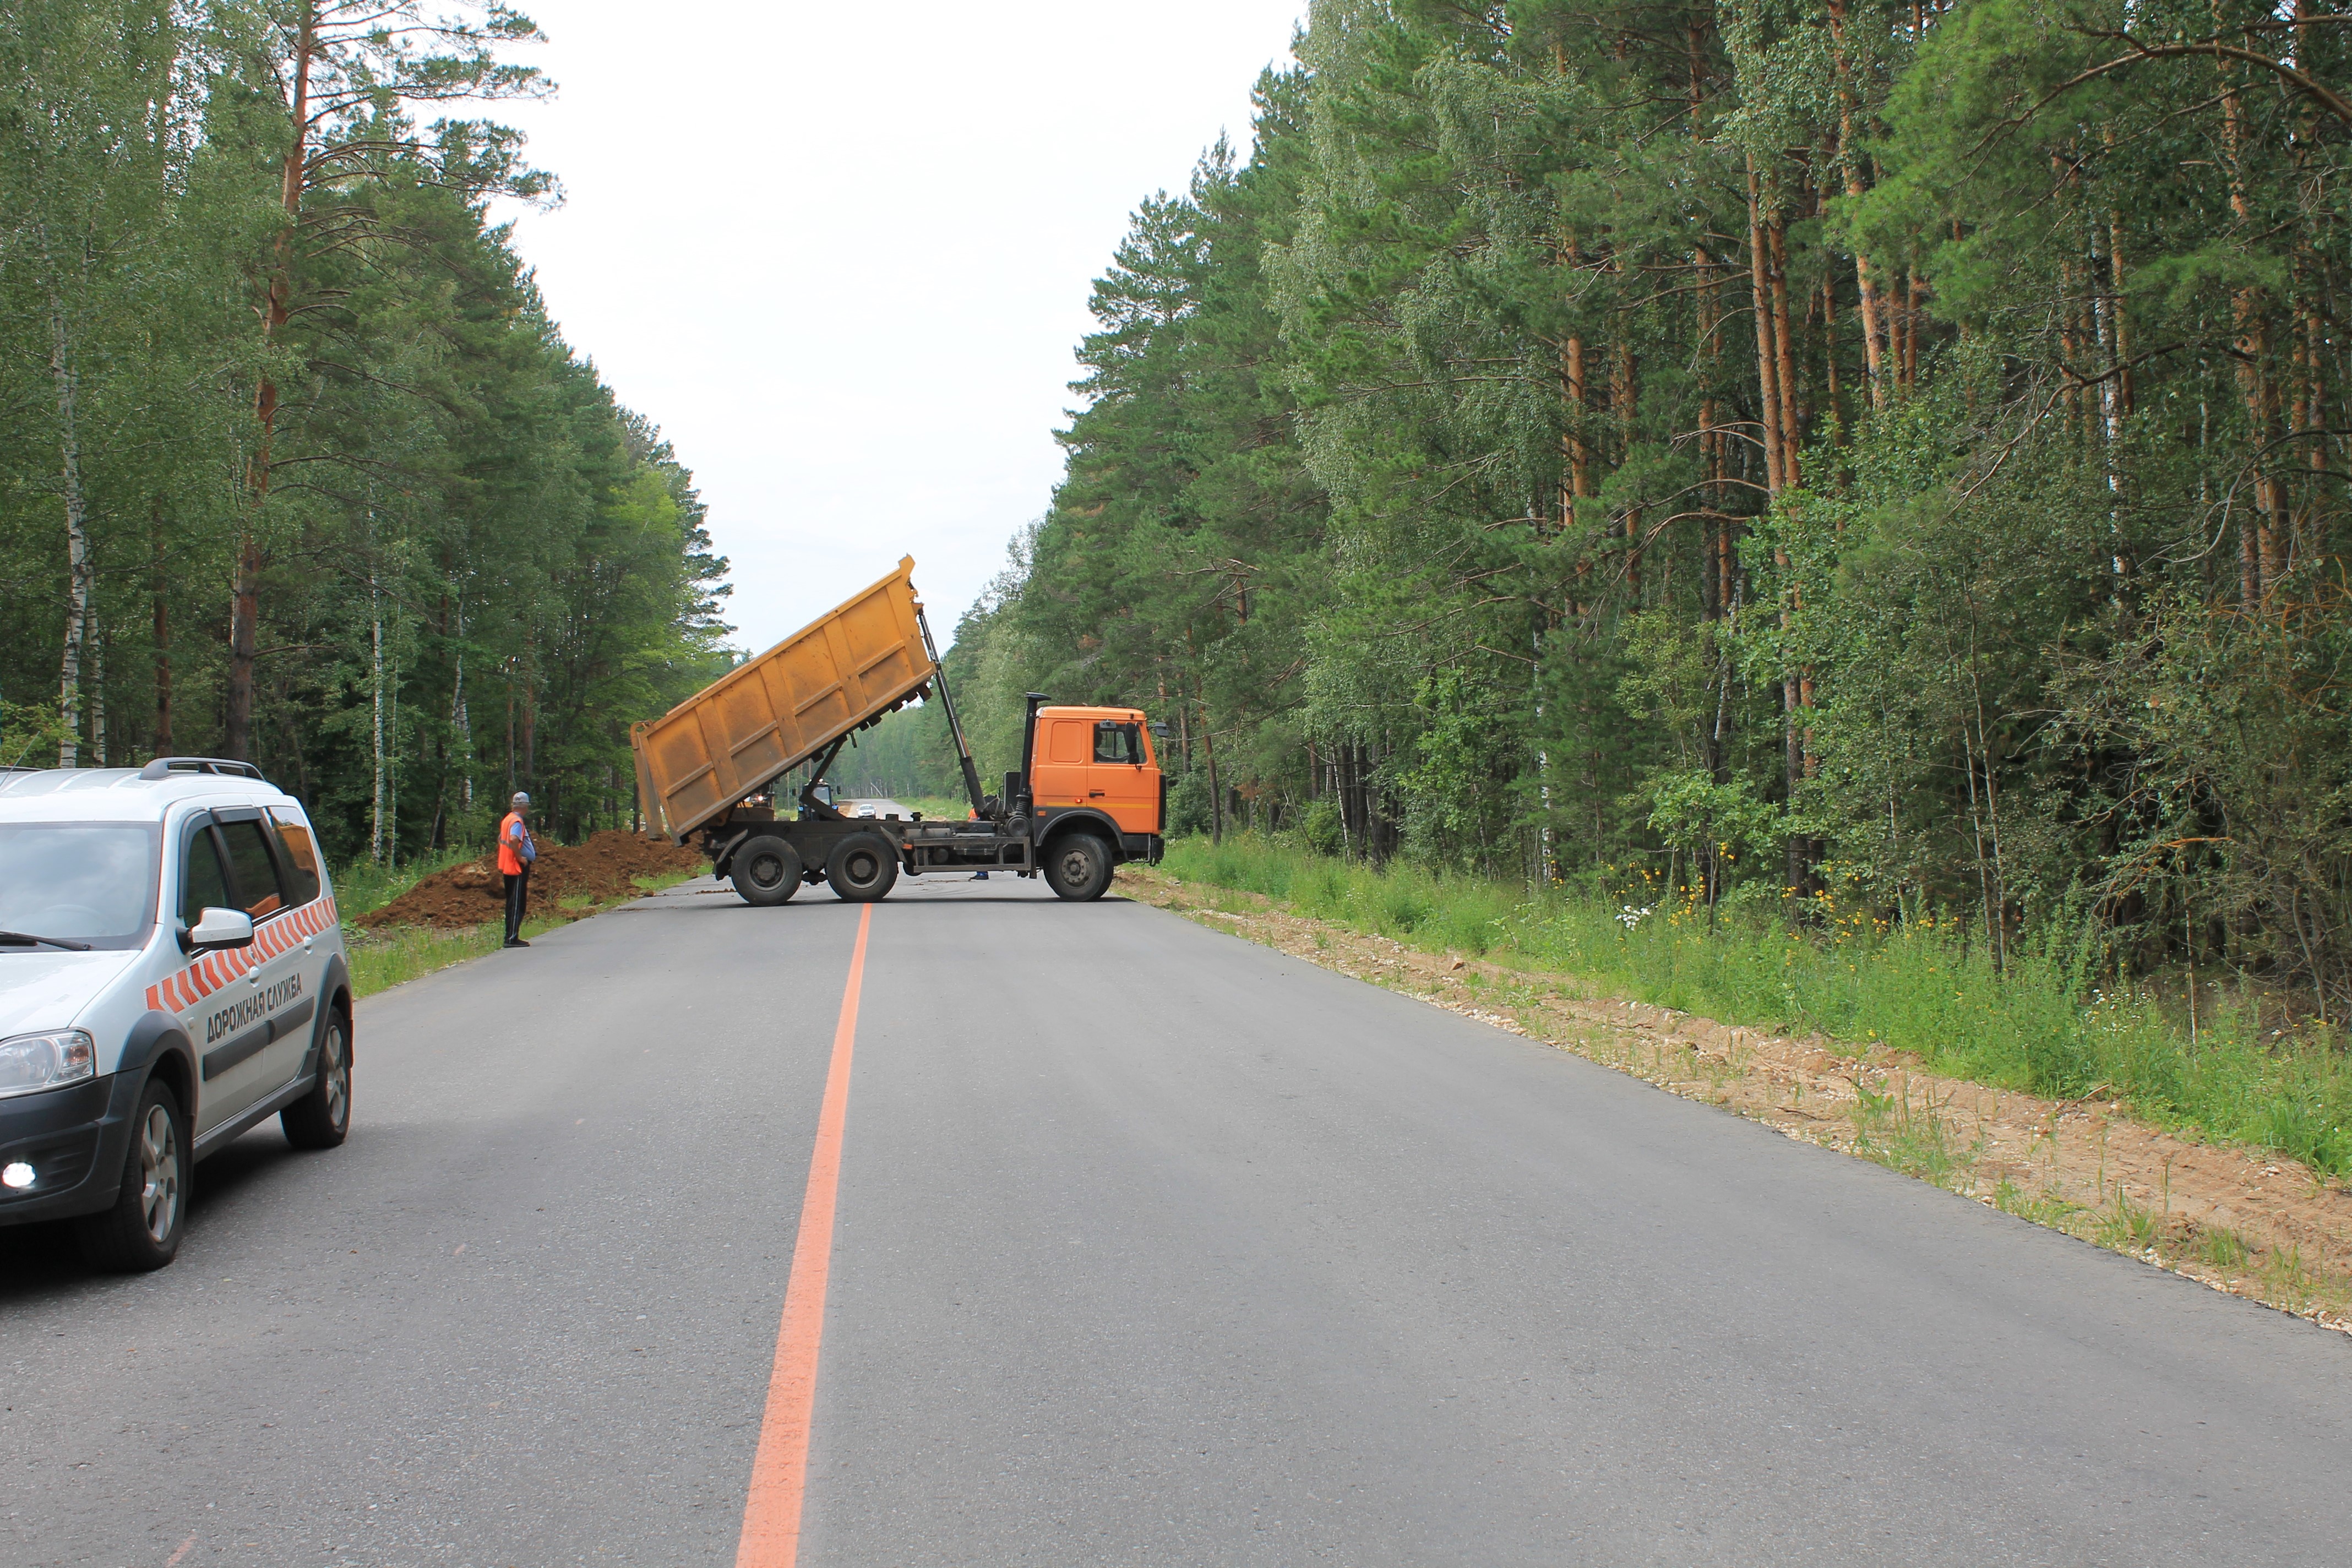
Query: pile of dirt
[{"left": 358, "top": 830, "right": 708, "bottom": 930}]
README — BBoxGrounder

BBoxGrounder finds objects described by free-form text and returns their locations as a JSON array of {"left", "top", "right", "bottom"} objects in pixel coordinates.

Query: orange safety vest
[{"left": 498, "top": 811, "right": 529, "bottom": 875}]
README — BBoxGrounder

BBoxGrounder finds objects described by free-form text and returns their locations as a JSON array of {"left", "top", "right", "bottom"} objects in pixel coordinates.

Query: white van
[{"left": 0, "top": 758, "right": 351, "bottom": 1271}]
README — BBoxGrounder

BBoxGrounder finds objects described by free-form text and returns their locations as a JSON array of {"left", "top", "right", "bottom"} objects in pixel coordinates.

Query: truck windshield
[{"left": 0, "top": 825, "right": 160, "bottom": 950}]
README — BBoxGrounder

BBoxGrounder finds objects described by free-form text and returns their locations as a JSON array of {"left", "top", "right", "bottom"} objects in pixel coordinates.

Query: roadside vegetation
[
  {"left": 2, "top": 1, "right": 731, "bottom": 868},
  {"left": 867, "top": 2, "right": 2352, "bottom": 1096},
  {"left": 1157, "top": 836, "right": 2352, "bottom": 1183}
]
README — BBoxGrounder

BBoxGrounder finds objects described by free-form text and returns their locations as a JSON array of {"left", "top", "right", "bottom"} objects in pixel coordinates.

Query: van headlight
[{"left": 0, "top": 1031, "right": 96, "bottom": 1099}]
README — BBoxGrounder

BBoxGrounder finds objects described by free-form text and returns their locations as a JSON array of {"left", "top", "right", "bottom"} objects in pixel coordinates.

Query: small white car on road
[{"left": 0, "top": 758, "right": 352, "bottom": 1270}]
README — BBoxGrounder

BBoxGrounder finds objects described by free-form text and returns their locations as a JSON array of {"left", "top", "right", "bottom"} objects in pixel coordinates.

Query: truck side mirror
[{"left": 186, "top": 907, "right": 254, "bottom": 952}]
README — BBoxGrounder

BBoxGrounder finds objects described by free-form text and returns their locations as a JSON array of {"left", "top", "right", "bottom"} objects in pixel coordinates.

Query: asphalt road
[{"left": 4, "top": 871, "right": 2349, "bottom": 1566}]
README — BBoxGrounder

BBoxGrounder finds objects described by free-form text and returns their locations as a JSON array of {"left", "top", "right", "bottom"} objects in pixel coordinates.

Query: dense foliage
[
  {"left": 902, "top": 0, "right": 2352, "bottom": 1015},
  {"left": 1, "top": 0, "right": 729, "bottom": 863}
]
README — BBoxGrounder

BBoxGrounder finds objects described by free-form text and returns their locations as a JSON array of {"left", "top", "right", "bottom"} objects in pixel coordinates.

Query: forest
[
  {"left": 870, "top": 0, "right": 2352, "bottom": 1016},
  {"left": 0, "top": 0, "right": 731, "bottom": 865}
]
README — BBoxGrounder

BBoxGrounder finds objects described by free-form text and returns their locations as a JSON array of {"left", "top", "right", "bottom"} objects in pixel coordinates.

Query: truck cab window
[
  {"left": 180, "top": 830, "right": 231, "bottom": 929},
  {"left": 1093, "top": 723, "right": 1141, "bottom": 765},
  {"left": 220, "top": 820, "right": 287, "bottom": 919}
]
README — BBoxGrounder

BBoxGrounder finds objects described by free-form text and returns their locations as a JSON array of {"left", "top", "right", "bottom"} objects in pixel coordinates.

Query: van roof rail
[{"left": 139, "top": 756, "right": 269, "bottom": 783}]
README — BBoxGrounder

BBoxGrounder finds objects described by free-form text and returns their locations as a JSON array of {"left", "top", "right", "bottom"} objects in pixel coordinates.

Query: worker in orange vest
[{"left": 499, "top": 791, "right": 537, "bottom": 948}]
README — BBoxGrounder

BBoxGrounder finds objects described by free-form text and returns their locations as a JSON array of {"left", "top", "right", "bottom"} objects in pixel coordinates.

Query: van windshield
[{"left": 0, "top": 825, "right": 160, "bottom": 950}]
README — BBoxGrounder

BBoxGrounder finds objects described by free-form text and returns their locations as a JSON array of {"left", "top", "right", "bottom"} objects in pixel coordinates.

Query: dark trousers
[{"left": 503, "top": 867, "right": 530, "bottom": 943}]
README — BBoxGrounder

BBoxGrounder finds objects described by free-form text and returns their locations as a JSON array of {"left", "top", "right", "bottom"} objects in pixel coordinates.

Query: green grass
[
  {"left": 347, "top": 922, "right": 503, "bottom": 998},
  {"left": 1157, "top": 834, "right": 2352, "bottom": 1179}
]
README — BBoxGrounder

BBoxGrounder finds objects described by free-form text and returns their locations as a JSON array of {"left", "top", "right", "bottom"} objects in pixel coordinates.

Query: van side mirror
[{"left": 186, "top": 907, "right": 254, "bottom": 952}]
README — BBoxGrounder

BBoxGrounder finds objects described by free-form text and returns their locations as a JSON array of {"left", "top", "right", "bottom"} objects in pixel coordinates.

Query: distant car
[{"left": 0, "top": 758, "right": 352, "bottom": 1271}]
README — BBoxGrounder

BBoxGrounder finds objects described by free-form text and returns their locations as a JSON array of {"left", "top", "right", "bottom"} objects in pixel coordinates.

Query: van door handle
[{"left": 1087, "top": 791, "right": 1104, "bottom": 798}]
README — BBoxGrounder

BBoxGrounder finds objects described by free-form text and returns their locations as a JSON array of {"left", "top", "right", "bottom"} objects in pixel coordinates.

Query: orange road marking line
[{"left": 736, "top": 902, "right": 872, "bottom": 1568}]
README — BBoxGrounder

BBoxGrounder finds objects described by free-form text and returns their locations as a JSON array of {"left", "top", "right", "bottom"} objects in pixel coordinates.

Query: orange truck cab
[{"left": 1026, "top": 705, "right": 1165, "bottom": 860}]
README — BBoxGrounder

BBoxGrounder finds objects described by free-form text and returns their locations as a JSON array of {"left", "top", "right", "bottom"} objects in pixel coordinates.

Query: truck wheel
[
  {"left": 732, "top": 836, "right": 803, "bottom": 906},
  {"left": 1046, "top": 832, "right": 1113, "bottom": 902},
  {"left": 75, "top": 1078, "right": 189, "bottom": 1272},
  {"left": 281, "top": 1008, "right": 351, "bottom": 1150},
  {"left": 827, "top": 833, "right": 899, "bottom": 902}
]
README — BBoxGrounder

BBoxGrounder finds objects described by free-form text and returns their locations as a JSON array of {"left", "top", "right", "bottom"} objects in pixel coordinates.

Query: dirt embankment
[
  {"left": 1120, "top": 865, "right": 2352, "bottom": 1335},
  {"left": 358, "top": 830, "right": 707, "bottom": 930}
]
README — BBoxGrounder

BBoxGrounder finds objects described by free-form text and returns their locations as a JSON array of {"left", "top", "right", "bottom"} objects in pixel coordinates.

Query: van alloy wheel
[
  {"left": 282, "top": 1012, "right": 352, "bottom": 1150},
  {"left": 75, "top": 1079, "right": 189, "bottom": 1272},
  {"left": 323, "top": 1023, "right": 349, "bottom": 1129},
  {"left": 138, "top": 1103, "right": 181, "bottom": 1244}
]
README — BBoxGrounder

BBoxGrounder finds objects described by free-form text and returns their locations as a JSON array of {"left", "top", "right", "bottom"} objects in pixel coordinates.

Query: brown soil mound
[{"left": 358, "top": 830, "right": 708, "bottom": 929}]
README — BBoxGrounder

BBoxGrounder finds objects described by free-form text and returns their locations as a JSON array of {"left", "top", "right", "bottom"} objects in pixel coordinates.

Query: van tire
[
  {"left": 1046, "top": 832, "right": 1113, "bottom": 902},
  {"left": 827, "top": 834, "right": 898, "bottom": 902},
  {"left": 732, "top": 836, "right": 803, "bottom": 906},
  {"left": 76, "top": 1079, "right": 189, "bottom": 1272},
  {"left": 281, "top": 1008, "right": 351, "bottom": 1150}
]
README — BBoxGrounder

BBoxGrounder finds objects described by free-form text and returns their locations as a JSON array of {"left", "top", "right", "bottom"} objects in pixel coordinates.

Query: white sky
[{"left": 494, "top": 2, "right": 1308, "bottom": 655}]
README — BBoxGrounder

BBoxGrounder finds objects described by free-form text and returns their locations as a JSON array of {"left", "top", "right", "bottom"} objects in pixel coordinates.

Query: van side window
[
  {"left": 268, "top": 809, "right": 322, "bottom": 906},
  {"left": 1093, "top": 723, "right": 1140, "bottom": 764},
  {"left": 180, "top": 830, "right": 231, "bottom": 929},
  {"left": 219, "top": 820, "right": 286, "bottom": 919}
]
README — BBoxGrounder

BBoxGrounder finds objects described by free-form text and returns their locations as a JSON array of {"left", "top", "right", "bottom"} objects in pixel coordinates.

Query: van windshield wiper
[{"left": 0, "top": 930, "right": 92, "bottom": 951}]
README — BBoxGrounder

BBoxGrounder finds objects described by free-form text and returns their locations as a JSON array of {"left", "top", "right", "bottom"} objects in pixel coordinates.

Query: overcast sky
[{"left": 493, "top": 2, "right": 1309, "bottom": 655}]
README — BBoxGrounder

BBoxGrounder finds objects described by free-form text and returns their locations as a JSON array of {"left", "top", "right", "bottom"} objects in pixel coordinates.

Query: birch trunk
[
  {"left": 371, "top": 575, "right": 385, "bottom": 863},
  {"left": 151, "top": 504, "right": 171, "bottom": 754},
  {"left": 51, "top": 297, "right": 90, "bottom": 769}
]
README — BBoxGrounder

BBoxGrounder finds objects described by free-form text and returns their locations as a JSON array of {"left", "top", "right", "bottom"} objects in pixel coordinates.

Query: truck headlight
[{"left": 0, "top": 1030, "right": 96, "bottom": 1099}]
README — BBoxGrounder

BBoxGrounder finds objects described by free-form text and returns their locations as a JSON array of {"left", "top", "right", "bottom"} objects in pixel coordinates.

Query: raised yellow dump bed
[{"left": 631, "top": 556, "right": 933, "bottom": 842}]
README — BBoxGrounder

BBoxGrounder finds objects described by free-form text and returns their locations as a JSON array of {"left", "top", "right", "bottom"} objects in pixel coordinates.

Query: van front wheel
[
  {"left": 1046, "top": 833, "right": 1113, "bottom": 902},
  {"left": 76, "top": 1079, "right": 189, "bottom": 1272}
]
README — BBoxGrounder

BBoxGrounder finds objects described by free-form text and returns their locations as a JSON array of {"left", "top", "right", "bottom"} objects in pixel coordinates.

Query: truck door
[
  {"left": 1031, "top": 718, "right": 1093, "bottom": 809},
  {"left": 1087, "top": 720, "right": 1159, "bottom": 835}
]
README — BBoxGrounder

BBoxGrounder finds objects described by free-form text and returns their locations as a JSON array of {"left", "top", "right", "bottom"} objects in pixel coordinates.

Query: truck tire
[
  {"left": 732, "top": 836, "right": 803, "bottom": 906},
  {"left": 75, "top": 1077, "right": 189, "bottom": 1272},
  {"left": 1045, "top": 832, "right": 1113, "bottom": 902},
  {"left": 827, "top": 833, "right": 898, "bottom": 902}
]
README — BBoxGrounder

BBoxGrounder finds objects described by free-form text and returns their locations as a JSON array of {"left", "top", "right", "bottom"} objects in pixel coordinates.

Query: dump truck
[{"left": 630, "top": 556, "right": 1164, "bottom": 905}]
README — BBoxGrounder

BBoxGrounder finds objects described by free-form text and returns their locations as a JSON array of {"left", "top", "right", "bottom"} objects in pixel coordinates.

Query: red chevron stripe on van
[{"left": 145, "top": 896, "right": 339, "bottom": 1013}]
